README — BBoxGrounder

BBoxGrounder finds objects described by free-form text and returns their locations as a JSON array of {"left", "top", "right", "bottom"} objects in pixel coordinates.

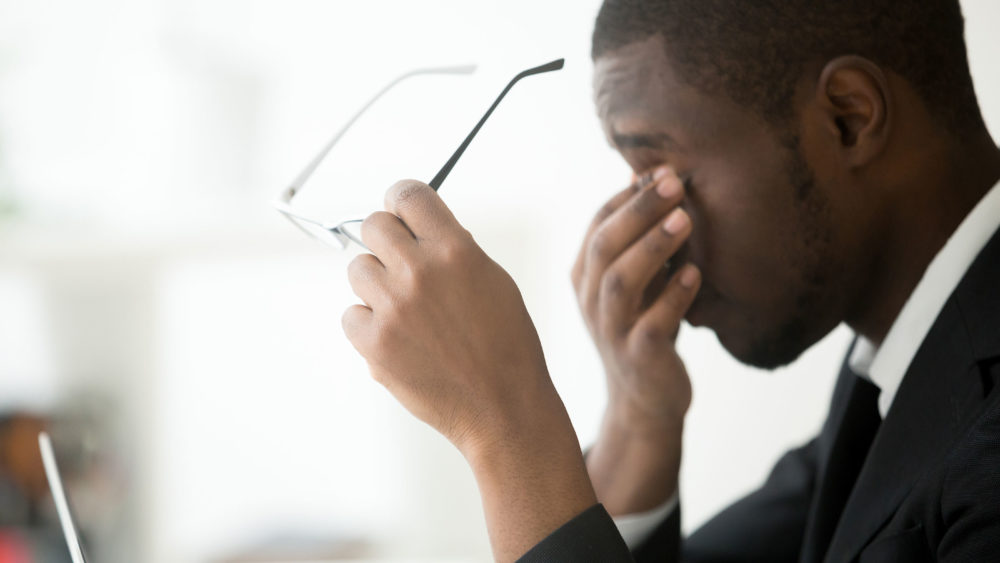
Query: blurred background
[{"left": 0, "top": 1, "right": 997, "bottom": 561}]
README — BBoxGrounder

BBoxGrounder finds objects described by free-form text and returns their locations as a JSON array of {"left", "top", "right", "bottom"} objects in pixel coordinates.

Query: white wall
[{"left": 0, "top": 1, "right": 997, "bottom": 561}]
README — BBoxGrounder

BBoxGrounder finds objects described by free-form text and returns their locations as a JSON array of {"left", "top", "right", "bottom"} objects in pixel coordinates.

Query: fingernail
[
  {"left": 655, "top": 167, "right": 680, "bottom": 198},
  {"left": 679, "top": 265, "right": 700, "bottom": 289},
  {"left": 663, "top": 208, "right": 689, "bottom": 235},
  {"left": 657, "top": 177, "right": 682, "bottom": 199}
]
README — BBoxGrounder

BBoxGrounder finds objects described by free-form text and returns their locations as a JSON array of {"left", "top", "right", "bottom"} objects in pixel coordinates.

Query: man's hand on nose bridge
[{"left": 572, "top": 165, "right": 702, "bottom": 516}]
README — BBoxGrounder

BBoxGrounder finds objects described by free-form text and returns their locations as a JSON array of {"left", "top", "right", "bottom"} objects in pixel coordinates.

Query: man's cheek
[{"left": 693, "top": 218, "right": 771, "bottom": 298}]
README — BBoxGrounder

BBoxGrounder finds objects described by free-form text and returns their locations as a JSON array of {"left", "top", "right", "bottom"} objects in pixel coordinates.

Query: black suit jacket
[{"left": 521, "top": 226, "right": 1000, "bottom": 562}]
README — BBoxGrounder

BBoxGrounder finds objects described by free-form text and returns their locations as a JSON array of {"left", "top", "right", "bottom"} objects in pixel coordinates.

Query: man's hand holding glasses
[{"left": 276, "top": 60, "right": 599, "bottom": 562}]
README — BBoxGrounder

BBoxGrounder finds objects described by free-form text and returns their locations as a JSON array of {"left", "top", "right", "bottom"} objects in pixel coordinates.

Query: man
[{"left": 343, "top": 0, "right": 1000, "bottom": 561}]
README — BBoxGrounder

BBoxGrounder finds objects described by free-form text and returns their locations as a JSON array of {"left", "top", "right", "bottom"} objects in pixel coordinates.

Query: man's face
[{"left": 594, "top": 36, "right": 862, "bottom": 368}]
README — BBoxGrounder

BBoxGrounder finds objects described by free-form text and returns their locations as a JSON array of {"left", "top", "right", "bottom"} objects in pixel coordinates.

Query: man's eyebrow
[{"left": 611, "top": 131, "right": 679, "bottom": 150}]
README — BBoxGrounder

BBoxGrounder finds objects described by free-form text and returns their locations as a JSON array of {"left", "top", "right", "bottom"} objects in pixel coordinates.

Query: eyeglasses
[{"left": 273, "top": 58, "right": 565, "bottom": 250}]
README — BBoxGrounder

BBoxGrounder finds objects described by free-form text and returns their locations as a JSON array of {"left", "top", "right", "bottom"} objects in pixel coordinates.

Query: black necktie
[{"left": 806, "top": 374, "right": 883, "bottom": 562}]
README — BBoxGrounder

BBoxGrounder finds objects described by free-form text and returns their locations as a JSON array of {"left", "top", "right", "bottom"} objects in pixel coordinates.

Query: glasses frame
[{"left": 273, "top": 58, "right": 565, "bottom": 249}]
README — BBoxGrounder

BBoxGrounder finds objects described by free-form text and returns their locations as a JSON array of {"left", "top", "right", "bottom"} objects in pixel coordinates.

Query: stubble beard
[{"left": 734, "top": 139, "right": 844, "bottom": 370}]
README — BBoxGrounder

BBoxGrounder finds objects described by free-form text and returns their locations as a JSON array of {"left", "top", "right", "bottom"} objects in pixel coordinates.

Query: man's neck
[{"left": 848, "top": 136, "right": 1000, "bottom": 347}]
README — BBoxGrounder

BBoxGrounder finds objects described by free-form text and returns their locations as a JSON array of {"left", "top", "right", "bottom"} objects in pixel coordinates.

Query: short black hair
[{"left": 593, "top": 0, "right": 984, "bottom": 135}]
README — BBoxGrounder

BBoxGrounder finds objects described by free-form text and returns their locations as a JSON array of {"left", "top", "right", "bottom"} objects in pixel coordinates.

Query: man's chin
[
  {"left": 689, "top": 298, "right": 811, "bottom": 370},
  {"left": 714, "top": 330, "right": 806, "bottom": 370}
]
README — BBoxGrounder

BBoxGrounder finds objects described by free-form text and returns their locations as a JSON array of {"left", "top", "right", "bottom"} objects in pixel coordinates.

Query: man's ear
[{"left": 815, "top": 55, "right": 891, "bottom": 167}]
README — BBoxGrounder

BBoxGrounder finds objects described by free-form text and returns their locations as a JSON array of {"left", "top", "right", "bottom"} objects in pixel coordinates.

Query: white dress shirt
[{"left": 614, "top": 177, "right": 1000, "bottom": 549}]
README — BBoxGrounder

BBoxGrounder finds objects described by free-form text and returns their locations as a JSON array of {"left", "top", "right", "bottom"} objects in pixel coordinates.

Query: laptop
[{"left": 38, "top": 431, "right": 89, "bottom": 563}]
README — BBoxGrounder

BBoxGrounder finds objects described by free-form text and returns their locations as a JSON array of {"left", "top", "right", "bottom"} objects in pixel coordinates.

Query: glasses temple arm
[
  {"left": 428, "top": 58, "right": 564, "bottom": 191},
  {"left": 287, "top": 64, "right": 477, "bottom": 198}
]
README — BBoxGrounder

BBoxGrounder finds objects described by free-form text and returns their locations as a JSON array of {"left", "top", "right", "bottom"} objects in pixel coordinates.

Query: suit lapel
[
  {"left": 800, "top": 357, "right": 877, "bottom": 563},
  {"left": 822, "top": 300, "right": 976, "bottom": 562},
  {"left": 823, "top": 226, "right": 1000, "bottom": 562}
]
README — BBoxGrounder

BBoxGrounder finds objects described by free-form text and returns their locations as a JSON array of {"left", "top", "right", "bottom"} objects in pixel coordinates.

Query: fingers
[
  {"left": 640, "top": 263, "right": 673, "bottom": 311},
  {"left": 599, "top": 208, "right": 692, "bottom": 332},
  {"left": 585, "top": 169, "right": 683, "bottom": 278},
  {"left": 571, "top": 180, "right": 641, "bottom": 289},
  {"left": 632, "top": 264, "right": 701, "bottom": 349},
  {"left": 584, "top": 170, "right": 662, "bottom": 247},
  {"left": 347, "top": 253, "right": 387, "bottom": 307},
  {"left": 342, "top": 303, "right": 374, "bottom": 353},
  {"left": 571, "top": 170, "right": 665, "bottom": 290},
  {"left": 384, "top": 179, "right": 463, "bottom": 240},
  {"left": 361, "top": 211, "right": 415, "bottom": 265},
  {"left": 580, "top": 169, "right": 684, "bottom": 316}
]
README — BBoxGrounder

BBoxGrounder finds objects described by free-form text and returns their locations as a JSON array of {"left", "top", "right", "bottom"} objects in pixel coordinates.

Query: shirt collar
[{"left": 848, "top": 177, "right": 1000, "bottom": 419}]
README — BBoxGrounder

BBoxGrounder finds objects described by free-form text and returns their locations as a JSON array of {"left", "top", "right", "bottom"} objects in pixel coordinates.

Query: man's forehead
[
  {"left": 592, "top": 36, "right": 710, "bottom": 144},
  {"left": 593, "top": 37, "right": 746, "bottom": 153},
  {"left": 593, "top": 37, "right": 672, "bottom": 122}
]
